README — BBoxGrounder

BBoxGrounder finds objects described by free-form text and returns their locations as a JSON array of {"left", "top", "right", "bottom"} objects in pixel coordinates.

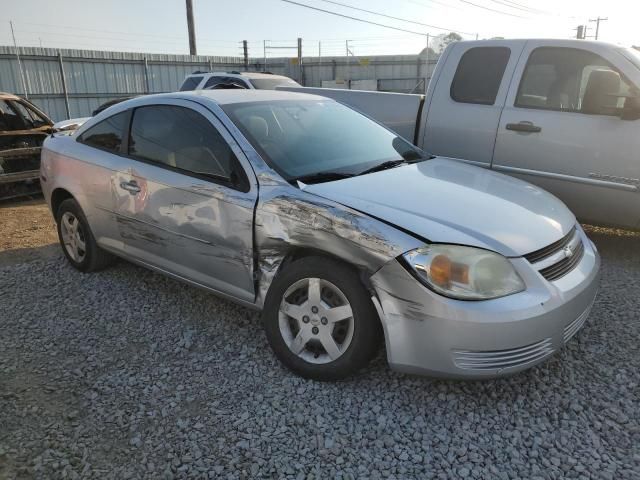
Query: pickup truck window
[
  {"left": 450, "top": 47, "right": 510, "bottom": 105},
  {"left": 515, "top": 47, "right": 634, "bottom": 115}
]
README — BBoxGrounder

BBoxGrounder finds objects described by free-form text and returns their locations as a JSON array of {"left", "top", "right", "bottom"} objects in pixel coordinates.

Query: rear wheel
[
  {"left": 56, "top": 198, "right": 114, "bottom": 272},
  {"left": 263, "top": 257, "right": 381, "bottom": 380}
]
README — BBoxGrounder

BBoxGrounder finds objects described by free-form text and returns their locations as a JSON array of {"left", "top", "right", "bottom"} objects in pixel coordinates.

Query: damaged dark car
[{"left": 0, "top": 92, "right": 54, "bottom": 200}]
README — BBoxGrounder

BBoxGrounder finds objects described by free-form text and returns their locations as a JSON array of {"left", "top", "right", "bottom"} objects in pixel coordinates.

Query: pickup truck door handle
[
  {"left": 119, "top": 180, "right": 141, "bottom": 194},
  {"left": 506, "top": 121, "right": 542, "bottom": 133}
]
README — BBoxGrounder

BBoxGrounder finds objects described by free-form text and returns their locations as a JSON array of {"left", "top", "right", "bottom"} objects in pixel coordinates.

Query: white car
[{"left": 179, "top": 71, "right": 300, "bottom": 91}]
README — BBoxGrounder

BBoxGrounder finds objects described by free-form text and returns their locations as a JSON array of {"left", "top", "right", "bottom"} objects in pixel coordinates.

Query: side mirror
[
  {"left": 620, "top": 95, "right": 640, "bottom": 121},
  {"left": 582, "top": 69, "right": 622, "bottom": 115}
]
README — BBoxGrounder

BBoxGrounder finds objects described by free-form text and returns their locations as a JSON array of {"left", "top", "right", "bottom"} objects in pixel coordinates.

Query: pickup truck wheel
[
  {"left": 263, "top": 257, "right": 381, "bottom": 381},
  {"left": 56, "top": 198, "right": 114, "bottom": 272}
]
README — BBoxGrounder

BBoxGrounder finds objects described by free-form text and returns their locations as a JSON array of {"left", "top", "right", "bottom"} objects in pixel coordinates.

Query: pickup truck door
[
  {"left": 420, "top": 41, "right": 526, "bottom": 167},
  {"left": 113, "top": 99, "right": 257, "bottom": 303},
  {"left": 492, "top": 41, "right": 640, "bottom": 228}
]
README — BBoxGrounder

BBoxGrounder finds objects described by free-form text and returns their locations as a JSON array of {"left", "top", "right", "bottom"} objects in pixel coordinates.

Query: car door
[
  {"left": 492, "top": 42, "right": 640, "bottom": 228},
  {"left": 421, "top": 41, "right": 525, "bottom": 167},
  {"left": 65, "top": 110, "right": 131, "bottom": 253},
  {"left": 113, "top": 99, "right": 257, "bottom": 302}
]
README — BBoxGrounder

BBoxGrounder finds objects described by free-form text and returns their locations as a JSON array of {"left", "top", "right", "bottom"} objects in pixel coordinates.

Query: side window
[
  {"left": 450, "top": 47, "right": 511, "bottom": 105},
  {"left": 0, "top": 100, "right": 25, "bottom": 131},
  {"left": 515, "top": 47, "right": 634, "bottom": 115},
  {"left": 128, "top": 105, "right": 242, "bottom": 186},
  {"left": 179, "top": 76, "right": 203, "bottom": 91},
  {"left": 78, "top": 112, "right": 128, "bottom": 153}
]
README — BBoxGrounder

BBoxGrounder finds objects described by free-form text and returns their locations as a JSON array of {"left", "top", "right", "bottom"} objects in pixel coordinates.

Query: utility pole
[
  {"left": 318, "top": 41, "right": 321, "bottom": 59},
  {"left": 9, "top": 21, "right": 29, "bottom": 99},
  {"left": 242, "top": 40, "right": 248, "bottom": 70},
  {"left": 345, "top": 40, "right": 351, "bottom": 88},
  {"left": 263, "top": 40, "right": 267, "bottom": 72},
  {"left": 589, "top": 16, "right": 608, "bottom": 40},
  {"left": 185, "top": 0, "right": 197, "bottom": 55},
  {"left": 297, "top": 37, "right": 303, "bottom": 84},
  {"left": 425, "top": 34, "right": 430, "bottom": 88}
]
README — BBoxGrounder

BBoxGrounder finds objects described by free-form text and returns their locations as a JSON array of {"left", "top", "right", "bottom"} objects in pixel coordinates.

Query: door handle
[
  {"left": 506, "top": 121, "right": 542, "bottom": 133},
  {"left": 119, "top": 180, "right": 141, "bottom": 194}
]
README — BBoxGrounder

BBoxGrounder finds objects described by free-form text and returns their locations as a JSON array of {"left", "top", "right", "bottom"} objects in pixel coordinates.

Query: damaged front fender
[{"left": 254, "top": 179, "right": 424, "bottom": 307}]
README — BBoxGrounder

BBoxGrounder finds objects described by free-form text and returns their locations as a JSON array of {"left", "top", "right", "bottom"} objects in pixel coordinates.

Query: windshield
[
  {"left": 248, "top": 78, "right": 300, "bottom": 89},
  {"left": 222, "top": 100, "right": 425, "bottom": 181}
]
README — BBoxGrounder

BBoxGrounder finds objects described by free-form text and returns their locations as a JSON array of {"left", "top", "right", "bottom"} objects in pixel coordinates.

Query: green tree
[{"left": 436, "top": 32, "right": 463, "bottom": 54}]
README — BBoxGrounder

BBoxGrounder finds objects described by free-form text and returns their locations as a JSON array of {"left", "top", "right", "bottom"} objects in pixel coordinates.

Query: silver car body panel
[
  {"left": 305, "top": 158, "right": 576, "bottom": 257},
  {"left": 41, "top": 90, "right": 601, "bottom": 378},
  {"left": 370, "top": 227, "right": 600, "bottom": 378}
]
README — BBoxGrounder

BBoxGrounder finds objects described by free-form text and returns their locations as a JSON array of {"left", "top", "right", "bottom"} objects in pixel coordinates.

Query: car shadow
[{"left": 0, "top": 243, "right": 61, "bottom": 268}]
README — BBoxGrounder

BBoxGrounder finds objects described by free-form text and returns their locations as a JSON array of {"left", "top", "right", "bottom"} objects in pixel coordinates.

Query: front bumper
[{"left": 370, "top": 228, "right": 600, "bottom": 378}]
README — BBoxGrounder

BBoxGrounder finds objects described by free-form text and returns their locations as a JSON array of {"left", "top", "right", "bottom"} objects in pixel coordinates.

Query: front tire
[
  {"left": 263, "top": 257, "right": 381, "bottom": 381},
  {"left": 56, "top": 198, "right": 114, "bottom": 272}
]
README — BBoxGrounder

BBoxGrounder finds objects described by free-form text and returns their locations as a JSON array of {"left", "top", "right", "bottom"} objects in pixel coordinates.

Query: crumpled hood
[{"left": 304, "top": 158, "right": 576, "bottom": 257}]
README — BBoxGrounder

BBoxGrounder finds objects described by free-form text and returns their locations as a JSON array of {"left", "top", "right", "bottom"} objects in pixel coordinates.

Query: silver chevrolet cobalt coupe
[{"left": 41, "top": 90, "right": 600, "bottom": 380}]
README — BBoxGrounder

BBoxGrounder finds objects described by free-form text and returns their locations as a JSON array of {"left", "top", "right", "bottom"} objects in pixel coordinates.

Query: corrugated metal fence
[{"left": 0, "top": 46, "right": 437, "bottom": 121}]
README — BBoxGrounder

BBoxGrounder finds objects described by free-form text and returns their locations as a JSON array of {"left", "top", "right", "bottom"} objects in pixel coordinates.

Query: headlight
[{"left": 402, "top": 244, "right": 525, "bottom": 300}]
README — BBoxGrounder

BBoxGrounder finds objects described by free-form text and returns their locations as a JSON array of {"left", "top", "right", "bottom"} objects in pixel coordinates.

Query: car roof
[
  {"left": 164, "top": 89, "right": 329, "bottom": 106},
  {"left": 76, "top": 89, "right": 331, "bottom": 138},
  {"left": 188, "top": 72, "right": 291, "bottom": 80},
  {"left": 0, "top": 92, "right": 21, "bottom": 101}
]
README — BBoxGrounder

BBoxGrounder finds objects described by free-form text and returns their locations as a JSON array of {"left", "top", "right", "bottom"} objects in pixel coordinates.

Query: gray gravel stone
[{"left": 0, "top": 228, "right": 638, "bottom": 479}]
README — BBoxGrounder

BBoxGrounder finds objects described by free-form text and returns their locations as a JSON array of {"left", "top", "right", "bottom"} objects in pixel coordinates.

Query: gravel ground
[{"left": 1, "top": 227, "right": 639, "bottom": 479}]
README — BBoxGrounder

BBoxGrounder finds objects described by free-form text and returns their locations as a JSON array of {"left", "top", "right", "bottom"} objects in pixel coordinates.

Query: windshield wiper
[
  {"left": 358, "top": 153, "right": 431, "bottom": 176},
  {"left": 293, "top": 171, "right": 355, "bottom": 185},
  {"left": 358, "top": 159, "right": 409, "bottom": 176}
]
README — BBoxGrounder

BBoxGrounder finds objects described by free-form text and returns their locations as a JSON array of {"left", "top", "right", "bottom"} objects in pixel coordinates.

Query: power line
[
  {"left": 456, "top": 0, "right": 528, "bottom": 18},
  {"left": 280, "top": 0, "right": 441, "bottom": 37},
  {"left": 399, "top": 0, "right": 463, "bottom": 11},
  {"left": 486, "top": 0, "right": 540, "bottom": 14},
  {"left": 497, "top": 0, "right": 553, "bottom": 15},
  {"left": 313, "top": 0, "right": 475, "bottom": 35},
  {"left": 14, "top": 21, "right": 241, "bottom": 44}
]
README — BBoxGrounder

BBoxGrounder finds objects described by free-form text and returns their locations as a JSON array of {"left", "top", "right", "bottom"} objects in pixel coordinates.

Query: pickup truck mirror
[{"left": 620, "top": 94, "right": 640, "bottom": 121}]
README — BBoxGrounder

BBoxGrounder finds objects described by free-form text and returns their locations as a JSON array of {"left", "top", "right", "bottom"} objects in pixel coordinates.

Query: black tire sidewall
[
  {"left": 56, "top": 199, "right": 98, "bottom": 272},
  {"left": 263, "top": 256, "right": 380, "bottom": 381}
]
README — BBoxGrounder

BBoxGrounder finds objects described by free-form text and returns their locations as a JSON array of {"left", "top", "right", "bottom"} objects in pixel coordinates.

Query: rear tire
[
  {"left": 263, "top": 256, "right": 381, "bottom": 381},
  {"left": 56, "top": 198, "right": 114, "bottom": 272}
]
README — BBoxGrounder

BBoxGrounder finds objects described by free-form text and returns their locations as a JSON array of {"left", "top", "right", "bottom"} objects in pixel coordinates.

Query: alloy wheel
[
  {"left": 60, "top": 211, "right": 86, "bottom": 263},
  {"left": 278, "top": 277, "right": 355, "bottom": 364}
]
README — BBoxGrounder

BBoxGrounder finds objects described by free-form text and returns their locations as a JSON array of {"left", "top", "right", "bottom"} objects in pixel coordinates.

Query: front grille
[
  {"left": 563, "top": 301, "right": 594, "bottom": 343},
  {"left": 452, "top": 338, "right": 554, "bottom": 372},
  {"left": 538, "top": 240, "right": 584, "bottom": 281},
  {"left": 524, "top": 226, "right": 584, "bottom": 282},
  {"left": 524, "top": 227, "right": 576, "bottom": 263}
]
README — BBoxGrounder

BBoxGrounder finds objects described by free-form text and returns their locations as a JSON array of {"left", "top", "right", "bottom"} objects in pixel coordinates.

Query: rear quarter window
[
  {"left": 450, "top": 47, "right": 511, "bottom": 105},
  {"left": 77, "top": 112, "right": 128, "bottom": 153}
]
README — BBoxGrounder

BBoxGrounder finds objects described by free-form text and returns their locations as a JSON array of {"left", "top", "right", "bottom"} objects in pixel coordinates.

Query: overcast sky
[{"left": 1, "top": 0, "right": 638, "bottom": 58}]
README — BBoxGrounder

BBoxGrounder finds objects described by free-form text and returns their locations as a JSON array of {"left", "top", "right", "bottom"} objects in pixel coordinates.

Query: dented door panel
[{"left": 114, "top": 161, "right": 257, "bottom": 302}]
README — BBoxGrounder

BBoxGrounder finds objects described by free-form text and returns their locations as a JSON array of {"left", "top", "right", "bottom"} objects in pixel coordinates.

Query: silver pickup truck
[{"left": 282, "top": 39, "right": 640, "bottom": 229}]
